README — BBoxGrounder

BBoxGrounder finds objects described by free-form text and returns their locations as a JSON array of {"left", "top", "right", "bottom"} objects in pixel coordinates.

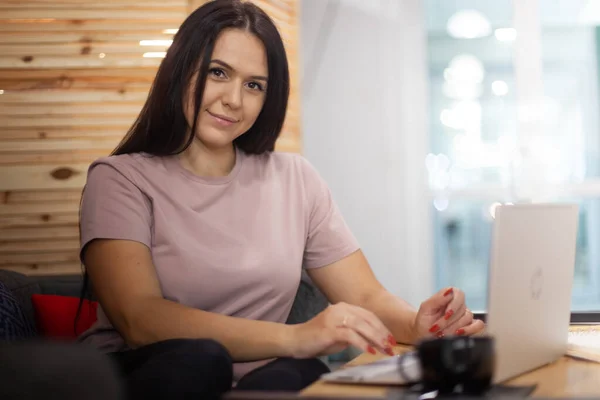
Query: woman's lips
[{"left": 207, "top": 110, "right": 238, "bottom": 127}]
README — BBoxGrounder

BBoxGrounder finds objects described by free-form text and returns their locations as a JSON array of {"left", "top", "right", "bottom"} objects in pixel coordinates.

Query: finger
[
  {"left": 338, "top": 310, "right": 394, "bottom": 355},
  {"left": 456, "top": 319, "right": 486, "bottom": 336},
  {"left": 446, "top": 303, "right": 467, "bottom": 327},
  {"left": 428, "top": 289, "right": 466, "bottom": 335},
  {"left": 421, "top": 286, "right": 455, "bottom": 313},
  {"left": 443, "top": 307, "right": 473, "bottom": 336},
  {"left": 335, "top": 327, "right": 377, "bottom": 355},
  {"left": 346, "top": 304, "right": 396, "bottom": 347},
  {"left": 331, "top": 303, "right": 394, "bottom": 347},
  {"left": 434, "top": 304, "right": 467, "bottom": 337}
]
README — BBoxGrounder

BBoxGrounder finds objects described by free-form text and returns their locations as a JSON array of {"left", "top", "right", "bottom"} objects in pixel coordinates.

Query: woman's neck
[{"left": 179, "top": 140, "right": 236, "bottom": 178}]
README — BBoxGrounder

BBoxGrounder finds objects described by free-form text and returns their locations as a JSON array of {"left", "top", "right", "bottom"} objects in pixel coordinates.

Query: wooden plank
[
  {"left": 0, "top": 226, "right": 78, "bottom": 241},
  {"left": 274, "top": 136, "right": 301, "bottom": 152},
  {"left": 0, "top": 202, "right": 79, "bottom": 217},
  {"left": 0, "top": 43, "right": 172, "bottom": 56},
  {"left": 1, "top": 2, "right": 184, "bottom": 9},
  {"left": 0, "top": 80, "right": 149, "bottom": 90},
  {"left": 0, "top": 251, "right": 79, "bottom": 266},
  {"left": 0, "top": 77, "right": 151, "bottom": 89},
  {"left": 0, "top": 263, "right": 81, "bottom": 276},
  {"left": 0, "top": 67, "right": 158, "bottom": 81},
  {"left": 0, "top": 20, "right": 182, "bottom": 32},
  {"left": 0, "top": 213, "right": 79, "bottom": 229},
  {"left": 0, "top": 104, "right": 142, "bottom": 116},
  {"left": 0, "top": 239, "right": 80, "bottom": 253},
  {"left": 280, "top": 130, "right": 300, "bottom": 142},
  {"left": 274, "top": 0, "right": 300, "bottom": 153},
  {"left": 0, "top": 116, "right": 136, "bottom": 128},
  {"left": 1, "top": 0, "right": 186, "bottom": 7},
  {"left": 258, "top": 0, "right": 294, "bottom": 12},
  {"left": 3, "top": 189, "right": 82, "bottom": 203},
  {"left": 0, "top": 138, "right": 121, "bottom": 152},
  {"left": 0, "top": 91, "right": 149, "bottom": 103},
  {"left": 0, "top": 151, "right": 111, "bottom": 166},
  {"left": 0, "top": 31, "right": 175, "bottom": 44},
  {"left": 188, "top": 0, "right": 208, "bottom": 11},
  {"left": 0, "top": 164, "right": 89, "bottom": 191},
  {"left": 0, "top": 56, "right": 163, "bottom": 68},
  {"left": 0, "top": 128, "right": 126, "bottom": 140},
  {"left": 252, "top": 0, "right": 293, "bottom": 22},
  {"left": 0, "top": 9, "right": 186, "bottom": 20}
]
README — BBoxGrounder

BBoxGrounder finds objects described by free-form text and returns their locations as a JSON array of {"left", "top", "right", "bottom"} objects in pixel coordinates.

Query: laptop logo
[{"left": 530, "top": 267, "right": 543, "bottom": 300}]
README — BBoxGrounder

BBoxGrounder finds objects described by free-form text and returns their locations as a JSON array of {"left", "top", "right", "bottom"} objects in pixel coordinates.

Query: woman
[{"left": 78, "top": 0, "right": 485, "bottom": 398}]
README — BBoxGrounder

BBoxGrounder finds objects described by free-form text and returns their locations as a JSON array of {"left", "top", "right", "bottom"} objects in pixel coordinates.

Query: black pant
[{"left": 110, "top": 338, "right": 330, "bottom": 400}]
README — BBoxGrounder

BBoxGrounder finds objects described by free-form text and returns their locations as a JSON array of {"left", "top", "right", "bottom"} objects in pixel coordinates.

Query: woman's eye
[
  {"left": 247, "top": 82, "right": 264, "bottom": 91},
  {"left": 209, "top": 68, "right": 226, "bottom": 78}
]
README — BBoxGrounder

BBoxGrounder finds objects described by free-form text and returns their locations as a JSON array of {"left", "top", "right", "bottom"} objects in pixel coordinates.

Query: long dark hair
[
  {"left": 114, "top": 0, "right": 289, "bottom": 156},
  {"left": 75, "top": 0, "right": 290, "bottom": 333}
]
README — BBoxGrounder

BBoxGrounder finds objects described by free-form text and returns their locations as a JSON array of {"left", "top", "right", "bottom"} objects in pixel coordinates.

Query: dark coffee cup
[{"left": 416, "top": 336, "right": 495, "bottom": 394}]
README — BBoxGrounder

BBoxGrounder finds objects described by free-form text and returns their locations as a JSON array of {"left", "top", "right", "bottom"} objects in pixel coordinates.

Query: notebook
[{"left": 567, "top": 326, "right": 600, "bottom": 363}]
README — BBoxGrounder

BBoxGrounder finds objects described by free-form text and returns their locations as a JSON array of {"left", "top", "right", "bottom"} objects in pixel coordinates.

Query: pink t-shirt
[{"left": 78, "top": 147, "right": 359, "bottom": 380}]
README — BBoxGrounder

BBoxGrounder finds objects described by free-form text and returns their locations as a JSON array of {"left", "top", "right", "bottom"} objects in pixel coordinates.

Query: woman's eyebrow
[{"left": 211, "top": 59, "right": 268, "bottom": 82}]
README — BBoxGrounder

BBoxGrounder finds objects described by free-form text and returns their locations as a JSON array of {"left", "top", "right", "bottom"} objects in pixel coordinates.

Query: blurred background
[
  {"left": 422, "top": 0, "right": 600, "bottom": 311},
  {"left": 301, "top": 0, "right": 600, "bottom": 312},
  {"left": 0, "top": 0, "right": 599, "bottom": 315}
]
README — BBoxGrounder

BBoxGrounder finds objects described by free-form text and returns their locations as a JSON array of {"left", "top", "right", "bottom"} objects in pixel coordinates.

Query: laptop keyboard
[{"left": 320, "top": 353, "right": 421, "bottom": 384}]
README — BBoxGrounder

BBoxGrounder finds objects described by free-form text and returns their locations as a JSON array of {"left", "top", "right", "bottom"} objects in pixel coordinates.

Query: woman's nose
[{"left": 221, "top": 82, "right": 242, "bottom": 109}]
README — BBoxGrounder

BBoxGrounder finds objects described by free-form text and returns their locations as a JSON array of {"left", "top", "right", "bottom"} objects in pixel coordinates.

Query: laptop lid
[{"left": 486, "top": 203, "right": 579, "bottom": 383}]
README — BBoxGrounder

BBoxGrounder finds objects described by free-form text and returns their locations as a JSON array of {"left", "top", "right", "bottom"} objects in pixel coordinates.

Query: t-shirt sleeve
[
  {"left": 300, "top": 157, "right": 360, "bottom": 269},
  {"left": 79, "top": 161, "right": 152, "bottom": 263}
]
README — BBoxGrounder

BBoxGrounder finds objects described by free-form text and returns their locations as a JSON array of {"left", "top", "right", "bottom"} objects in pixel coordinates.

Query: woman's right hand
[{"left": 288, "top": 302, "right": 396, "bottom": 359}]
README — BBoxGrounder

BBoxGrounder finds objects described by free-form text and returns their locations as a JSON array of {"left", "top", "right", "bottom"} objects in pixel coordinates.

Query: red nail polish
[
  {"left": 444, "top": 288, "right": 454, "bottom": 296},
  {"left": 429, "top": 324, "right": 440, "bottom": 333},
  {"left": 444, "top": 309, "right": 454, "bottom": 320},
  {"left": 388, "top": 335, "right": 396, "bottom": 345},
  {"left": 385, "top": 347, "right": 394, "bottom": 356},
  {"left": 456, "top": 328, "right": 465, "bottom": 336},
  {"left": 436, "top": 331, "right": 445, "bottom": 338},
  {"left": 367, "top": 346, "right": 376, "bottom": 354}
]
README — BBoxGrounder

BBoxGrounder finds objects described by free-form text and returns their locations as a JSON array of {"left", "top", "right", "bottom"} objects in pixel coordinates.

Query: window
[{"left": 425, "top": 0, "right": 600, "bottom": 312}]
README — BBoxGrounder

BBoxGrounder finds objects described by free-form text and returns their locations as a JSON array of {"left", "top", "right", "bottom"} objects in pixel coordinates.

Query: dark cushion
[
  {"left": 36, "top": 274, "right": 89, "bottom": 299},
  {"left": 0, "top": 270, "right": 42, "bottom": 327},
  {"left": 0, "top": 280, "right": 36, "bottom": 340},
  {"left": 0, "top": 270, "right": 89, "bottom": 328},
  {"left": 286, "top": 274, "right": 329, "bottom": 324}
]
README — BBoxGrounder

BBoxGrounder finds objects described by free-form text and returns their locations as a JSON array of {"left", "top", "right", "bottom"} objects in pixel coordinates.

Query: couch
[
  {"left": 0, "top": 269, "right": 329, "bottom": 342},
  {"left": 0, "top": 269, "right": 332, "bottom": 399}
]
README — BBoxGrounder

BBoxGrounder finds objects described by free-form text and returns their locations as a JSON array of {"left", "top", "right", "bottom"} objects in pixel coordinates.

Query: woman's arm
[
  {"left": 306, "top": 250, "right": 419, "bottom": 344},
  {"left": 306, "top": 250, "right": 485, "bottom": 344},
  {"left": 84, "top": 239, "right": 296, "bottom": 362}
]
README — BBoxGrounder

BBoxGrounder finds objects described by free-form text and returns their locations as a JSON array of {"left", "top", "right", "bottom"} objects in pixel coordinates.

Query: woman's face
[{"left": 184, "top": 28, "right": 268, "bottom": 151}]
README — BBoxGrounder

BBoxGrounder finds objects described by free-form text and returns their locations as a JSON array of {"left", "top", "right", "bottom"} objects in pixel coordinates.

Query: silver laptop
[
  {"left": 321, "top": 203, "right": 579, "bottom": 385},
  {"left": 486, "top": 203, "right": 578, "bottom": 383}
]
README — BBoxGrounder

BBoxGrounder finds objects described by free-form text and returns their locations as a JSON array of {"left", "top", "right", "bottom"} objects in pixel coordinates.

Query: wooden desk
[{"left": 302, "top": 330, "right": 600, "bottom": 398}]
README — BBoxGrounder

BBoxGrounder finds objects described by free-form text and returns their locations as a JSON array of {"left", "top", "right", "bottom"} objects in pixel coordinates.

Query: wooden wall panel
[{"left": 0, "top": 0, "right": 302, "bottom": 276}]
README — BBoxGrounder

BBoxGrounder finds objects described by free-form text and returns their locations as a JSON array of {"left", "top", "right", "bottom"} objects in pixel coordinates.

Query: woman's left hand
[{"left": 412, "top": 287, "right": 485, "bottom": 340}]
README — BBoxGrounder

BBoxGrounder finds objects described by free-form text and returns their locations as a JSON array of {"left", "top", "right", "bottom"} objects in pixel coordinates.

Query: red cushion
[{"left": 31, "top": 294, "right": 98, "bottom": 339}]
